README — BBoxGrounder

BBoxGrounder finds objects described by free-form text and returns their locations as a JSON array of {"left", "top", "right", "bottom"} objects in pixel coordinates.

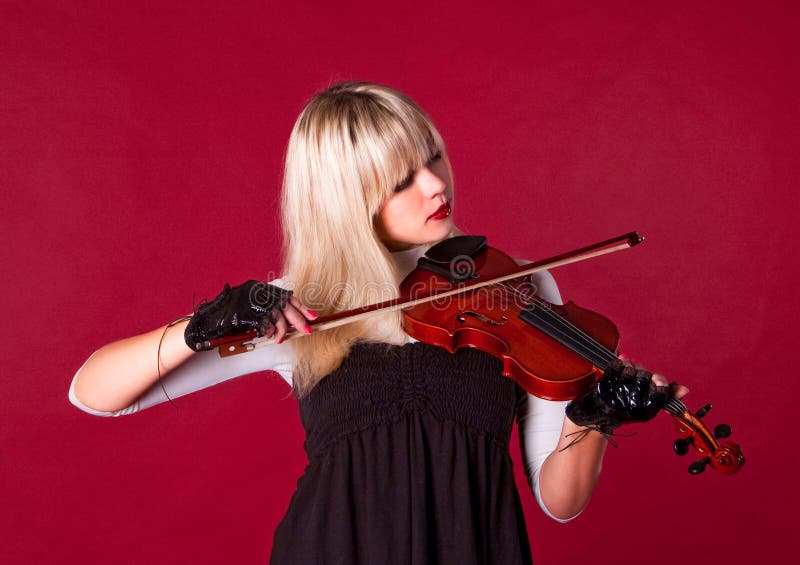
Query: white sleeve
[
  {"left": 68, "top": 341, "right": 295, "bottom": 417},
  {"left": 516, "top": 394, "right": 575, "bottom": 523},
  {"left": 69, "top": 342, "right": 294, "bottom": 416},
  {"left": 69, "top": 278, "right": 296, "bottom": 417},
  {"left": 514, "top": 269, "right": 582, "bottom": 523}
]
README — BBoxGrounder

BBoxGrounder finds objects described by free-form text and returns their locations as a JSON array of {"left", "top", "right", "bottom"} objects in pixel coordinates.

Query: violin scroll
[{"left": 664, "top": 397, "right": 745, "bottom": 475}]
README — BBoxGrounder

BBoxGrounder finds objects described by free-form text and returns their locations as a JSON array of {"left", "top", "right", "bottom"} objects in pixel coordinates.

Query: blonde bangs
[
  {"left": 280, "top": 82, "right": 446, "bottom": 397},
  {"left": 351, "top": 101, "right": 443, "bottom": 212},
  {"left": 301, "top": 86, "right": 444, "bottom": 217}
]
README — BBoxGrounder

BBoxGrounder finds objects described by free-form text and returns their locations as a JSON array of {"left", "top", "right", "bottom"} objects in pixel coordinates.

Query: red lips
[{"left": 428, "top": 202, "right": 451, "bottom": 220}]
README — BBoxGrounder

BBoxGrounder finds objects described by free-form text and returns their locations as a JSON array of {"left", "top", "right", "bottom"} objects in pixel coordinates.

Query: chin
[{"left": 431, "top": 219, "right": 454, "bottom": 240}]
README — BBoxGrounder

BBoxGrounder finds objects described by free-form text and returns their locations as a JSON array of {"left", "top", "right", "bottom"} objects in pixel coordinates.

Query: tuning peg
[
  {"left": 673, "top": 437, "right": 693, "bottom": 456},
  {"left": 714, "top": 423, "right": 732, "bottom": 439},
  {"left": 695, "top": 404, "right": 713, "bottom": 419},
  {"left": 688, "top": 457, "right": 710, "bottom": 475}
]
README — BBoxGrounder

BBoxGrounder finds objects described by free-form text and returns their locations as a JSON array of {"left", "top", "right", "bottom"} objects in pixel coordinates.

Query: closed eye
[
  {"left": 394, "top": 151, "right": 442, "bottom": 192},
  {"left": 395, "top": 171, "right": 415, "bottom": 192}
]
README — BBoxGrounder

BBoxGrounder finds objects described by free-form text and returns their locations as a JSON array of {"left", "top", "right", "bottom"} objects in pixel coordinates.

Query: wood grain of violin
[{"left": 400, "top": 237, "right": 619, "bottom": 401}]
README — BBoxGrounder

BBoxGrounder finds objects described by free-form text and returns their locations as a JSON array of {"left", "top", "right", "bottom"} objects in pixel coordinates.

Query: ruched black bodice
[{"left": 270, "top": 342, "right": 533, "bottom": 565}]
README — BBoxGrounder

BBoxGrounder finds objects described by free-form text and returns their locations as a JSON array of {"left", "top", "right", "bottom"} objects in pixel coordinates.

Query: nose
[{"left": 416, "top": 166, "right": 447, "bottom": 198}]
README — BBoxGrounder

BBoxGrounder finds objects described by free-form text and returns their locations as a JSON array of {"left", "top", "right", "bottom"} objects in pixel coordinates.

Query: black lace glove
[
  {"left": 565, "top": 359, "right": 669, "bottom": 435},
  {"left": 184, "top": 280, "right": 293, "bottom": 351}
]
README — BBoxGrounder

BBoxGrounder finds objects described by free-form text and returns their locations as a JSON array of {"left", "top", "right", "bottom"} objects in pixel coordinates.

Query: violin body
[
  {"left": 400, "top": 236, "right": 744, "bottom": 475},
  {"left": 400, "top": 245, "right": 619, "bottom": 401}
]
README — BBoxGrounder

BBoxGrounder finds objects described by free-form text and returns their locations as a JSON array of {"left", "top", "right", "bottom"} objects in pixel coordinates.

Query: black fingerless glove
[
  {"left": 565, "top": 359, "right": 668, "bottom": 435},
  {"left": 184, "top": 280, "right": 293, "bottom": 351}
]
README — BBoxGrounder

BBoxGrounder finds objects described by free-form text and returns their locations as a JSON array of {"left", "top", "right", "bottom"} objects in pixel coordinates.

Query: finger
[
  {"left": 669, "top": 381, "right": 690, "bottom": 399},
  {"left": 283, "top": 304, "right": 312, "bottom": 335},
  {"left": 620, "top": 352, "right": 643, "bottom": 365},
  {"left": 651, "top": 372, "right": 669, "bottom": 387},
  {"left": 262, "top": 323, "right": 276, "bottom": 339},
  {"left": 288, "top": 295, "right": 319, "bottom": 320},
  {"left": 628, "top": 357, "right": 648, "bottom": 371},
  {"left": 273, "top": 311, "right": 289, "bottom": 343},
  {"left": 618, "top": 357, "right": 649, "bottom": 374}
]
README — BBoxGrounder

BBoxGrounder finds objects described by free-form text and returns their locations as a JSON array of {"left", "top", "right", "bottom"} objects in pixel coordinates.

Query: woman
[{"left": 70, "top": 81, "right": 682, "bottom": 564}]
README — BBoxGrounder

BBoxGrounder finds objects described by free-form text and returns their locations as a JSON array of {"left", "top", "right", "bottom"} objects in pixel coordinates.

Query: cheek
[
  {"left": 381, "top": 195, "right": 417, "bottom": 230},
  {"left": 376, "top": 201, "right": 402, "bottom": 238}
]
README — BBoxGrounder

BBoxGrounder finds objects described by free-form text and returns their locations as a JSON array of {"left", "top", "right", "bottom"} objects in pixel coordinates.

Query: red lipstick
[{"left": 428, "top": 202, "right": 451, "bottom": 220}]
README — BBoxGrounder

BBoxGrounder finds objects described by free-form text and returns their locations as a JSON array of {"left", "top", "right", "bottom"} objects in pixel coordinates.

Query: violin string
[
  {"left": 497, "top": 280, "right": 618, "bottom": 366},
  {"left": 499, "top": 285, "right": 618, "bottom": 367},
  {"left": 664, "top": 397, "right": 689, "bottom": 416},
  {"left": 524, "top": 302, "right": 617, "bottom": 365},
  {"left": 498, "top": 281, "right": 594, "bottom": 350}
]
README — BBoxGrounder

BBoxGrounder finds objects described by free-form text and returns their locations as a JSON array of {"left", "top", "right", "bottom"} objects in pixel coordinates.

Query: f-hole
[{"left": 456, "top": 311, "right": 508, "bottom": 326}]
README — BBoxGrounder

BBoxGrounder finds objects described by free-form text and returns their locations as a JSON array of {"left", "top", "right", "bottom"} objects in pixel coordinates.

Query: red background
[{"left": 2, "top": 1, "right": 797, "bottom": 563}]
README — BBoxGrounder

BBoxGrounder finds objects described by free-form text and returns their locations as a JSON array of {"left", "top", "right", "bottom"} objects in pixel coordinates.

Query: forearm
[
  {"left": 72, "top": 318, "right": 194, "bottom": 413},
  {"left": 537, "top": 417, "right": 607, "bottom": 521}
]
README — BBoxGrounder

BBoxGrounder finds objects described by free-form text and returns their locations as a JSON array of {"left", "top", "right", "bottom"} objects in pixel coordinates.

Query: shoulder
[
  {"left": 514, "top": 258, "right": 564, "bottom": 306},
  {"left": 530, "top": 270, "right": 563, "bottom": 306}
]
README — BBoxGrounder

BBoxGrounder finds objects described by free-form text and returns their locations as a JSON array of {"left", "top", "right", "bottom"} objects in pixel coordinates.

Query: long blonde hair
[{"left": 281, "top": 81, "right": 448, "bottom": 397}]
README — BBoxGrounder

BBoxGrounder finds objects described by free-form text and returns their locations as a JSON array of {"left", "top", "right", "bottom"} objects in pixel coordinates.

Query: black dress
[{"left": 270, "top": 341, "right": 533, "bottom": 565}]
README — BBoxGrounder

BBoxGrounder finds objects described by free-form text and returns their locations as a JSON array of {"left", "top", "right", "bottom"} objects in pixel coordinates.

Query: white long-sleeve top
[{"left": 69, "top": 246, "right": 577, "bottom": 522}]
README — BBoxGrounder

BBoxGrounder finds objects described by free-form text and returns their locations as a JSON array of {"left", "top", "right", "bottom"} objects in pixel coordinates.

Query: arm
[
  {"left": 516, "top": 269, "right": 681, "bottom": 521},
  {"left": 517, "top": 394, "right": 582, "bottom": 522},
  {"left": 69, "top": 280, "right": 309, "bottom": 416},
  {"left": 69, "top": 318, "right": 295, "bottom": 416},
  {"left": 518, "top": 395, "right": 606, "bottom": 522},
  {"left": 70, "top": 316, "right": 196, "bottom": 415},
  {"left": 515, "top": 269, "right": 607, "bottom": 522}
]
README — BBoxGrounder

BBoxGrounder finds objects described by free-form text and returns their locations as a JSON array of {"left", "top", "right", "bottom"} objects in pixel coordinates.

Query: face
[{"left": 375, "top": 151, "right": 454, "bottom": 251}]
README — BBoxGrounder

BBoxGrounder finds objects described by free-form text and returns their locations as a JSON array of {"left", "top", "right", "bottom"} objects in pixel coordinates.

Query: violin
[{"left": 214, "top": 232, "right": 744, "bottom": 475}]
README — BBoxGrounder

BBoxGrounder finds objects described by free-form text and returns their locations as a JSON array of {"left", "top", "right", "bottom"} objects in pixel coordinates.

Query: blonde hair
[{"left": 281, "top": 81, "right": 448, "bottom": 397}]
